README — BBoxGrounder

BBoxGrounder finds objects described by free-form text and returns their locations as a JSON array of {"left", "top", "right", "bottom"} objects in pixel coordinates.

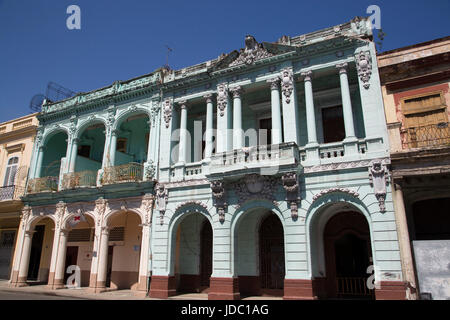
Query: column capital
[
  {"left": 231, "top": 86, "right": 244, "bottom": 98},
  {"left": 59, "top": 228, "right": 71, "bottom": 236},
  {"left": 177, "top": 100, "right": 189, "bottom": 111},
  {"left": 336, "top": 62, "right": 348, "bottom": 74},
  {"left": 267, "top": 77, "right": 280, "bottom": 90},
  {"left": 300, "top": 70, "right": 313, "bottom": 81},
  {"left": 203, "top": 93, "right": 214, "bottom": 104}
]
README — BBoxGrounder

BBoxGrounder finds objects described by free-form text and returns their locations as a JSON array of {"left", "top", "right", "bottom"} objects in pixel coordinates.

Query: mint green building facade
[{"left": 10, "top": 17, "right": 407, "bottom": 300}]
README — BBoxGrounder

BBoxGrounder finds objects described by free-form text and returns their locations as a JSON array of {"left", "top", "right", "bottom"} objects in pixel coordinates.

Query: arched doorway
[
  {"left": 234, "top": 209, "right": 285, "bottom": 298},
  {"left": 105, "top": 211, "right": 142, "bottom": 290},
  {"left": 259, "top": 214, "right": 285, "bottom": 296},
  {"left": 27, "top": 217, "right": 55, "bottom": 284},
  {"left": 323, "top": 211, "right": 374, "bottom": 300},
  {"left": 174, "top": 213, "right": 212, "bottom": 294}
]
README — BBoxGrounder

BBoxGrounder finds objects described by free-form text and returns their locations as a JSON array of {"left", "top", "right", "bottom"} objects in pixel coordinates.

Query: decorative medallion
[{"left": 232, "top": 174, "right": 279, "bottom": 208}]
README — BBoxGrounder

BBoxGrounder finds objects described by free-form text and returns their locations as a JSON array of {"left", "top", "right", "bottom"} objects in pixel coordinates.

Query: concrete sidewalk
[
  {"left": 0, "top": 280, "right": 282, "bottom": 300},
  {"left": 0, "top": 280, "right": 155, "bottom": 300}
]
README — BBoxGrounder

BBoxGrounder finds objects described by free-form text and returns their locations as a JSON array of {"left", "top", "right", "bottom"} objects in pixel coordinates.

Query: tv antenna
[
  {"left": 29, "top": 81, "right": 77, "bottom": 113},
  {"left": 165, "top": 45, "right": 173, "bottom": 69}
]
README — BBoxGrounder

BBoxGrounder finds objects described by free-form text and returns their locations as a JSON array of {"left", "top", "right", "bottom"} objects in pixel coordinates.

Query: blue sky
[{"left": 0, "top": 0, "right": 449, "bottom": 122}]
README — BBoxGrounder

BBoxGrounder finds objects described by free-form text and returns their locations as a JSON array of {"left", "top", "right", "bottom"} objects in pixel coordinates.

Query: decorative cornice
[{"left": 304, "top": 158, "right": 390, "bottom": 173}]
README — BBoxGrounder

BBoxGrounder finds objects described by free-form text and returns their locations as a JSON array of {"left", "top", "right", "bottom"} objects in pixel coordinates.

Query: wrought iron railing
[
  {"left": 402, "top": 122, "right": 450, "bottom": 149},
  {"left": 27, "top": 176, "right": 59, "bottom": 193},
  {"left": 0, "top": 185, "right": 25, "bottom": 201},
  {"left": 336, "top": 277, "right": 375, "bottom": 298},
  {"left": 101, "top": 162, "right": 144, "bottom": 185},
  {"left": 61, "top": 170, "right": 98, "bottom": 190}
]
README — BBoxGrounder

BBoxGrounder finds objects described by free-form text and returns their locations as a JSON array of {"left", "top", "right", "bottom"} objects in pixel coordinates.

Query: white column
[
  {"left": 231, "top": 86, "right": 244, "bottom": 150},
  {"left": 109, "top": 130, "right": 118, "bottom": 167},
  {"left": 68, "top": 138, "right": 79, "bottom": 173},
  {"left": 95, "top": 227, "right": 110, "bottom": 292},
  {"left": 337, "top": 63, "right": 356, "bottom": 140},
  {"left": 138, "top": 224, "right": 150, "bottom": 292},
  {"left": 177, "top": 101, "right": 188, "bottom": 165},
  {"left": 204, "top": 94, "right": 214, "bottom": 161},
  {"left": 302, "top": 71, "right": 318, "bottom": 145},
  {"left": 393, "top": 182, "right": 418, "bottom": 300},
  {"left": 268, "top": 78, "right": 283, "bottom": 145},
  {"left": 53, "top": 229, "right": 69, "bottom": 289},
  {"left": 35, "top": 146, "right": 45, "bottom": 178},
  {"left": 17, "top": 231, "right": 34, "bottom": 285}
]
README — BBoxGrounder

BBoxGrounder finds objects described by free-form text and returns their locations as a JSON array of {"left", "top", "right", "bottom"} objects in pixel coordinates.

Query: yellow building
[{"left": 0, "top": 113, "right": 39, "bottom": 280}]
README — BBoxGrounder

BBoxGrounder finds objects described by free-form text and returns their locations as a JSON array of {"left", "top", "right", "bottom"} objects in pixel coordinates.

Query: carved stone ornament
[
  {"left": 355, "top": 51, "right": 372, "bottom": 89},
  {"left": 21, "top": 205, "right": 32, "bottom": 229},
  {"left": 217, "top": 83, "right": 228, "bottom": 117},
  {"left": 232, "top": 174, "right": 279, "bottom": 208},
  {"left": 141, "top": 193, "right": 155, "bottom": 226},
  {"left": 312, "top": 188, "right": 360, "bottom": 201},
  {"left": 163, "top": 99, "right": 173, "bottom": 128},
  {"left": 95, "top": 197, "right": 108, "bottom": 227},
  {"left": 368, "top": 160, "right": 389, "bottom": 213},
  {"left": 150, "top": 102, "right": 160, "bottom": 128},
  {"left": 282, "top": 173, "right": 301, "bottom": 220},
  {"left": 280, "top": 68, "right": 294, "bottom": 104},
  {"left": 210, "top": 180, "right": 227, "bottom": 223},
  {"left": 55, "top": 201, "right": 67, "bottom": 230},
  {"left": 155, "top": 183, "right": 168, "bottom": 225},
  {"left": 144, "top": 160, "right": 156, "bottom": 181},
  {"left": 175, "top": 201, "right": 208, "bottom": 213},
  {"left": 229, "top": 35, "right": 273, "bottom": 67}
]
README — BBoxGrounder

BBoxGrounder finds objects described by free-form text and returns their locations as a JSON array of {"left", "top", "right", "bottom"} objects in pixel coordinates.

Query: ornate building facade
[
  {"left": 378, "top": 36, "right": 450, "bottom": 300},
  {"left": 9, "top": 17, "right": 407, "bottom": 300},
  {"left": 0, "top": 113, "right": 39, "bottom": 280}
]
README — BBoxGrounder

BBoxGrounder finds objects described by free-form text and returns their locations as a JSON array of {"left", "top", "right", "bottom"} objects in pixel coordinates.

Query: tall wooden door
[
  {"left": 64, "top": 246, "right": 79, "bottom": 284},
  {"left": 200, "top": 221, "right": 212, "bottom": 288},
  {"left": 259, "top": 214, "right": 285, "bottom": 293}
]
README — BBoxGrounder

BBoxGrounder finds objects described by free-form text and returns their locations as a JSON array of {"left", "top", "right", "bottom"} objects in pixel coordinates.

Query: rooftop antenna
[
  {"left": 29, "top": 81, "right": 77, "bottom": 113},
  {"left": 165, "top": 45, "right": 173, "bottom": 69}
]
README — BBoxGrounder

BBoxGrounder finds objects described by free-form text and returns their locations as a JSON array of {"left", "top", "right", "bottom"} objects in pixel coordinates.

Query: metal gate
[{"left": 260, "top": 215, "right": 285, "bottom": 290}]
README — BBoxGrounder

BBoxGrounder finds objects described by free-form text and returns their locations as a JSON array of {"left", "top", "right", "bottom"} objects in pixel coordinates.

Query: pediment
[{"left": 212, "top": 35, "right": 297, "bottom": 71}]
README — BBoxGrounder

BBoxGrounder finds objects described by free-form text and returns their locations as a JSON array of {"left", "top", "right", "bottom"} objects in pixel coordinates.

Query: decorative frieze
[
  {"left": 155, "top": 183, "right": 168, "bottom": 225},
  {"left": 280, "top": 68, "right": 294, "bottom": 104},
  {"left": 304, "top": 158, "right": 391, "bottom": 173},
  {"left": 282, "top": 173, "right": 301, "bottom": 220},
  {"left": 355, "top": 51, "right": 372, "bottom": 89},
  {"left": 369, "top": 160, "right": 389, "bottom": 213},
  {"left": 210, "top": 180, "right": 227, "bottom": 223},
  {"left": 174, "top": 201, "right": 208, "bottom": 213}
]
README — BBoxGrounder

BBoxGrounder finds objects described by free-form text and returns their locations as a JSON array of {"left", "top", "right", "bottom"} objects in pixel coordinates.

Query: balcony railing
[
  {"left": 402, "top": 122, "right": 450, "bottom": 149},
  {"left": 101, "top": 162, "right": 144, "bottom": 185},
  {"left": 27, "top": 176, "right": 59, "bottom": 193},
  {"left": 208, "top": 142, "right": 299, "bottom": 177},
  {"left": 0, "top": 185, "right": 25, "bottom": 201},
  {"left": 61, "top": 170, "right": 98, "bottom": 190}
]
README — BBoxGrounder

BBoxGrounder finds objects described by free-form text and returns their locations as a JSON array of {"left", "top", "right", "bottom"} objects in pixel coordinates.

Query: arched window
[{"left": 3, "top": 157, "right": 19, "bottom": 186}]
